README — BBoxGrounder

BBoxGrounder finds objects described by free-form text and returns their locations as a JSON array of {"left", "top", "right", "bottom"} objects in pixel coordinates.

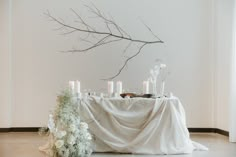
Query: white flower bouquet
[{"left": 40, "top": 90, "right": 92, "bottom": 157}]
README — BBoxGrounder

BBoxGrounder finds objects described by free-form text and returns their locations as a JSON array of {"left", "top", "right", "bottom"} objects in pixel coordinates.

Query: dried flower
[
  {"left": 80, "top": 122, "right": 88, "bottom": 130},
  {"left": 160, "top": 64, "right": 166, "bottom": 69},
  {"left": 148, "top": 63, "right": 167, "bottom": 96},
  {"left": 69, "top": 124, "right": 76, "bottom": 132},
  {"left": 55, "top": 131, "right": 67, "bottom": 138},
  {"left": 86, "top": 132, "right": 92, "bottom": 140},
  {"left": 55, "top": 140, "right": 64, "bottom": 148}
]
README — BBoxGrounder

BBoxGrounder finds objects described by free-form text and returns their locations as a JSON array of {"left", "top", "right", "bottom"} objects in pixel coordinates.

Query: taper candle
[
  {"left": 116, "top": 81, "right": 122, "bottom": 94},
  {"left": 143, "top": 81, "right": 149, "bottom": 94},
  {"left": 75, "top": 80, "right": 81, "bottom": 93},
  {"left": 69, "top": 81, "right": 75, "bottom": 93},
  {"left": 108, "top": 81, "right": 114, "bottom": 96}
]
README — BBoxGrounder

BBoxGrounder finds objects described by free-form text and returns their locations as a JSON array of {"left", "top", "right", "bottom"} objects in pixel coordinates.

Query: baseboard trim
[
  {"left": 188, "top": 128, "right": 215, "bottom": 133},
  {"left": 188, "top": 128, "right": 229, "bottom": 136},
  {"left": 0, "top": 127, "right": 229, "bottom": 136},
  {"left": 0, "top": 127, "right": 39, "bottom": 132},
  {"left": 215, "top": 128, "right": 229, "bottom": 136}
]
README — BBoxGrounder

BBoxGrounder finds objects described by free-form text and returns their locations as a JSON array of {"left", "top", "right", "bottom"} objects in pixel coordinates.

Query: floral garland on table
[{"left": 40, "top": 90, "right": 92, "bottom": 157}]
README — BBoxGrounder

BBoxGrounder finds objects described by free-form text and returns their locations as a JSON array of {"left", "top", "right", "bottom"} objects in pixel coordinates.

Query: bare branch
[
  {"left": 102, "top": 43, "right": 148, "bottom": 80},
  {"left": 45, "top": 11, "right": 163, "bottom": 43},
  {"left": 139, "top": 18, "right": 163, "bottom": 42},
  {"left": 79, "top": 36, "right": 95, "bottom": 45},
  {"left": 45, "top": 5, "right": 164, "bottom": 80},
  {"left": 85, "top": 5, "right": 123, "bottom": 36},
  {"left": 61, "top": 29, "right": 78, "bottom": 35},
  {"left": 61, "top": 35, "right": 123, "bottom": 53},
  {"left": 70, "top": 8, "right": 96, "bottom": 32},
  {"left": 105, "top": 21, "right": 112, "bottom": 34},
  {"left": 108, "top": 14, "right": 124, "bottom": 37},
  {"left": 123, "top": 41, "right": 133, "bottom": 55}
]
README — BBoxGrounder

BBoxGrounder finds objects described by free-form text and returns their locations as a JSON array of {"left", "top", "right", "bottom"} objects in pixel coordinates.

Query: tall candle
[
  {"left": 69, "top": 81, "right": 75, "bottom": 93},
  {"left": 108, "top": 81, "right": 114, "bottom": 95},
  {"left": 75, "top": 80, "right": 81, "bottom": 93},
  {"left": 143, "top": 81, "right": 149, "bottom": 94},
  {"left": 116, "top": 81, "right": 122, "bottom": 94}
]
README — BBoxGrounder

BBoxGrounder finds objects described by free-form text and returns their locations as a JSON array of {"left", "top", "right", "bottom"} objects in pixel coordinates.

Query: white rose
[
  {"left": 55, "top": 131, "right": 67, "bottom": 138},
  {"left": 69, "top": 124, "right": 76, "bottom": 132},
  {"left": 48, "top": 114, "right": 55, "bottom": 132},
  {"left": 80, "top": 122, "right": 88, "bottom": 130},
  {"left": 55, "top": 140, "right": 64, "bottom": 149},
  {"left": 86, "top": 132, "right": 92, "bottom": 140},
  {"left": 67, "top": 135, "right": 76, "bottom": 145},
  {"left": 160, "top": 64, "right": 166, "bottom": 69}
]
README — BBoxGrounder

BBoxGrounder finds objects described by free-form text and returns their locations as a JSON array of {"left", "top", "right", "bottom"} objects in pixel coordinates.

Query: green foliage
[{"left": 40, "top": 89, "right": 92, "bottom": 157}]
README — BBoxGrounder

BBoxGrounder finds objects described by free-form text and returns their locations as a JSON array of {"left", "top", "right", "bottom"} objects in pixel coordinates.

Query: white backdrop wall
[
  {"left": 0, "top": 0, "right": 12, "bottom": 127},
  {"left": 214, "top": 0, "right": 234, "bottom": 131},
  {"left": 1, "top": 0, "right": 215, "bottom": 128}
]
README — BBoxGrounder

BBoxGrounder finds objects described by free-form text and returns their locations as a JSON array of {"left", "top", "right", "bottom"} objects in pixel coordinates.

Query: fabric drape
[{"left": 78, "top": 96, "right": 207, "bottom": 154}]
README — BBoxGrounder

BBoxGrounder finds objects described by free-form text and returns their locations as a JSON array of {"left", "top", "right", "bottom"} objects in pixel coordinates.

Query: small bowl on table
[{"left": 120, "top": 93, "right": 153, "bottom": 98}]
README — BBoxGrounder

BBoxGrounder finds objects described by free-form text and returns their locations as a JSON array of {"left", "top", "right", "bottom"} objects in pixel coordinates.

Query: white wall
[
  {"left": 0, "top": 0, "right": 12, "bottom": 127},
  {"left": 214, "top": 0, "right": 234, "bottom": 131},
  {"left": 1, "top": 0, "right": 215, "bottom": 128}
]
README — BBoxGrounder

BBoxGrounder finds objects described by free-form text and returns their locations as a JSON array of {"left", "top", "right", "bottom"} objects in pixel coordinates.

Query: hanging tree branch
[{"left": 45, "top": 5, "right": 164, "bottom": 80}]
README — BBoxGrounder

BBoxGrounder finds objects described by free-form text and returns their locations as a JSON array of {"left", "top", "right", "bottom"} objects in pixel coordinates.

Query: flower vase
[
  {"left": 151, "top": 81, "right": 158, "bottom": 96},
  {"left": 160, "top": 81, "right": 165, "bottom": 97}
]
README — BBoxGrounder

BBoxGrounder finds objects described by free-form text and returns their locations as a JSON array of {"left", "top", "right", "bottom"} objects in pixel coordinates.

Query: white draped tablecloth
[{"left": 77, "top": 96, "right": 208, "bottom": 154}]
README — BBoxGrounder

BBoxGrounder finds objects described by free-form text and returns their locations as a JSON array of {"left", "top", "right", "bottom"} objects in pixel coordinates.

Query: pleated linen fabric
[{"left": 78, "top": 96, "right": 208, "bottom": 155}]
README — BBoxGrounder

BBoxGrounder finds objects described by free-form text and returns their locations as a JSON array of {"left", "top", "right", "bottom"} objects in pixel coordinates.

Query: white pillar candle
[
  {"left": 143, "top": 81, "right": 149, "bottom": 94},
  {"left": 108, "top": 81, "right": 114, "bottom": 95},
  {"left": 69, "top": 81, "right": 75, "bottom": 93},
  {"left": 116, "top": 81, "right": 122, "bottom": 94},
  {"left": 75, "top": 80, "right": 81, "bottom": 93}
]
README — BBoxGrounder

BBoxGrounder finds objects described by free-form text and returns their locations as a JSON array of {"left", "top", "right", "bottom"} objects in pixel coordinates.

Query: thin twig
[
  {"left": 45, "top": 11, "right": 162, "bottom": 44},
  {"left": 102, "top": 43, "right": 148, "bottom": 80},
  {"left": 139, "top": 18, "right": 163, "bottom": 42},
  {"left": 45, "top": 6, "right": 164, "bottom": 80}
]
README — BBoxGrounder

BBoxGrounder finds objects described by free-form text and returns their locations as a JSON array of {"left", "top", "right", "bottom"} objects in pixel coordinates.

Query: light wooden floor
[{"left": 0, "top": 133, "right": 235, "bottom": 157}]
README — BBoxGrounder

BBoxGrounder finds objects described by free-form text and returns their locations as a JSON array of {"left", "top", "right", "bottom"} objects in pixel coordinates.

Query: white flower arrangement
[
  {"left": 148, "top": 63, "right": 167, "bottom": 96},
  {"left": 40, "top": 90, "right": 92, "bottom": 157}
]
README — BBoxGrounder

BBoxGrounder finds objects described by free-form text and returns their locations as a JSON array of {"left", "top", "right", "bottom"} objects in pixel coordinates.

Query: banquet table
[{"left": 77, "top": 95, "right": 208, "bottom": 154}]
